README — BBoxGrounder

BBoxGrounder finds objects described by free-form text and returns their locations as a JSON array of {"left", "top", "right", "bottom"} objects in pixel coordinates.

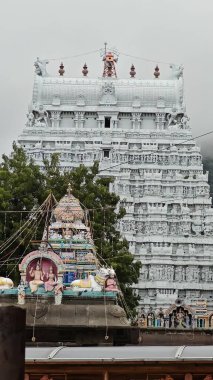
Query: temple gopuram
[
  {"left": 17, "top": 48, "right": 213, "bottom": 323},
  {"left": 2, "top": 46, "right": 213, "bottom": 379}
]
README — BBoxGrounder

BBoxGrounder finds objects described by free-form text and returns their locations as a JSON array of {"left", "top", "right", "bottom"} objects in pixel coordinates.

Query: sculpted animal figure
[
  {"left": 170, "top": 64, "right": 184, "bottom": 79},
  {"left": 70, "top": 267, "right": 109, "bottom": 292},
  {"left": 34, "top": 57, "right": 49, "bottom": 77},
  {"left": 0, "top": 277, "right": 14, "bottom": 289}
]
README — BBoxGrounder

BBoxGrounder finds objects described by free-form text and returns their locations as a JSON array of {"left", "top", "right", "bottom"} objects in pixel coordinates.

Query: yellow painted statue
[{"left": 0, "top": 277, "right": 13, "bottom": 289}]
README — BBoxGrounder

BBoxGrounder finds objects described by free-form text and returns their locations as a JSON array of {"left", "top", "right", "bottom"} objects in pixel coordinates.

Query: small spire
[
  {"left": 67, "top": 183, "right": 72, "bottom": 195},
  {"left": 58, "top": 62, "right": 65, "bottom": 76},
  {"left": 154, "top": 65, "right": 160, "bottom": 79},
  {"left": 82, "top": 63, "right": 88, "bottom": 77},
  {"left": 130, "top": 64, "right": 136, "bottom": 78}
]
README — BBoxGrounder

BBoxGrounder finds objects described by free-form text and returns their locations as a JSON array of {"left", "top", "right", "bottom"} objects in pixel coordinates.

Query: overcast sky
[{"left": 0, "top": 0, "right": 213, "bottom": 157}]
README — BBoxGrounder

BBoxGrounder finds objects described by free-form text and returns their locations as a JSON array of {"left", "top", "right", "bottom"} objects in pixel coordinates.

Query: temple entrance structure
[{"left": 17, "top": 52, "right": 213, "bottom": 317}]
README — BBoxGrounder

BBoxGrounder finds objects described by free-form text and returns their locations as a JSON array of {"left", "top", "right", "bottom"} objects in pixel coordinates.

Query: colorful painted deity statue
[
  {"left": 18, "top": 281, "right": 26, "bottom": 305},
  {"left": 44, "top": 266, "right": 57, "bottom": 292},
  {"left": 105, "top": 269, "right": 119, "bottom": 292},
  {"left": 29, "top": 261, "right": 44, "bottom": 293}
]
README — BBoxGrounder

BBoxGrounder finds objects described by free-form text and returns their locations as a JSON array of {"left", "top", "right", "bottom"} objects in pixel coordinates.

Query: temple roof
[
  {"left": 53, "top": 186, "right": 84, "bottom": 223},
  {"left": 32, "top": 75, "right": 184, "bottom": 112}
]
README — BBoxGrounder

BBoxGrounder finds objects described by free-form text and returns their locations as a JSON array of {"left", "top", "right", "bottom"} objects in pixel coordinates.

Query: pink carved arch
[{"left": 19, "top": 249, "right": 65, "bottom": 274}]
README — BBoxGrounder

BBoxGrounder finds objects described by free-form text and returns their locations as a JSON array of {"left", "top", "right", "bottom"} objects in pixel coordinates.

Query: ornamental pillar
[
  {"left": 74, "top": 112, "right": 79, "bottom": 128},
  {"left": 131, "top": 113, "right": 136, "bottom": 130},
  {"left": 155, "top": 112, "right": 166, "bottom": 130},
  {"left": 113, "top": 119, "right": 118, "bottom": 129},
  {"left": 79, "top": 111, "right": 85, "bottom": 128},
  {"left": 50, "top": 111, "right": 61, "bottom": 129}
]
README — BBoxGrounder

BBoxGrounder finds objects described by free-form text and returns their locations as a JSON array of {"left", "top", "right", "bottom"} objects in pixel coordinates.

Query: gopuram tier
[{"left": 18, "top": 52, "right": 213, "bottom": 325}]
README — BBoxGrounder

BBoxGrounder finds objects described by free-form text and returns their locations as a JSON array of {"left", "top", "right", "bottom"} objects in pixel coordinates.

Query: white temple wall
[
  {"left": 60, "top": 117, "right": 75, "bottom": 129},
  {"left": 117, "top": 117, "right": 131, "bottom": 130}
]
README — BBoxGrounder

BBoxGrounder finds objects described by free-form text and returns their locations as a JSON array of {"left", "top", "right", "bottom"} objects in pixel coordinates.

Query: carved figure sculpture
[
  {"left": 171, "top": 314, "right": 175, "bottom": 328},
  {"left": 170, "top": 64, "right": 184, "bottom": 79},
  {"left": 70, "top": 267, "right": 118, "bottom": 292},
  {"left": 181, "top": 113, "right": 190, "bottom": 129},
  {"left": 138, "top": 314, "right": 146, "bottom": 327},
  {"left": 29, "top": 261, "right": 44, "bottom": 293},
  {"left": 176, "top": 309, "right": 185, "bottom": 328},
  {"left": 185, "top": 314, "right": 190, "bottom": 328},
  {"left": 70, "top": 273, "right": 100, "bottom": 291},
  {"left": 0, "top": 277, "right": 13, "bottom": 289},
  {"left": 105, "top": 269, "right": 119, "bottom": 292},
  {"left": 71, "top": 267, "right": 108, "bottom": 291},
  {"left": 45, "top": 266, "right": 57, "bottom": 292},
  {"left": 160, "top": 316, "right": 165, "bottom": 327},
  {"left": 54, "top": 278, "right": 63, "bottom": 305},
  {"left": 167, "top": 109, "right": 178, "bottom": 127},
  {"left": 34, "top": 57, "right": 49, "bottom": 76},
  {"left": 26, "top": 112, "right": 35, "bottom": 127},
  {"left": 147, "top": 313, "right": 155, "bottom": 327},
  {"left": 18, "top": 281, "right": 26, "bottom": 305},
  {"left": 34, "top": 105, "right": 49, "bottom": 127}
]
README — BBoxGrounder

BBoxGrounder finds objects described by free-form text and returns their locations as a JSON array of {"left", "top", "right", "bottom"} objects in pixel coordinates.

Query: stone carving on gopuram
[{"left": 17, "top": 47, "right": 213, "bottom": 327}]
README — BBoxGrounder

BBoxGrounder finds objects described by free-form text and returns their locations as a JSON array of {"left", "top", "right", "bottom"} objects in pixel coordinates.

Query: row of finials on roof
[{"left": 58, "top": 62, "right": 160, "bottom": 78}]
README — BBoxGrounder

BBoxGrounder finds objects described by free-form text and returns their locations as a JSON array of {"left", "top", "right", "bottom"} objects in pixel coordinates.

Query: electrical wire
[
  {"left": 119, "top": 51, "right": 174, "bottom": 66},
  {"left": 46, "top": 49, "right": 100, "bottom": 62},
  {"left": 0, "top": 207, "right": 45, "bottom": 272},
  {"left": 0, "top": 194, "right": 56, "bottom": 270},
  {"left": 44, "top": 47, "right": 178, "bottom": 67},
  {"left": 0, "top": 193, "right": 54, "bottom": 255},
  {"left": 7, "top": 222, "right": 40, "bottom": 278},
  {"left": 0, "top": 201, "right": 46, "bottom": 254}
]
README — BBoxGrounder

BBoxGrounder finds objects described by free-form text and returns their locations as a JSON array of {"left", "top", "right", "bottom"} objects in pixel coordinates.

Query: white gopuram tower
[{"left": 18, "top": 54, "right": 213, "bottom": 320}]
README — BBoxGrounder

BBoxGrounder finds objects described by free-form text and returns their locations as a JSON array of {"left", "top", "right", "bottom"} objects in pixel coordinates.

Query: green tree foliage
[
  {"left": 0, "top": 143, "right": 44, "bottom": 241},
  {"left": 0, "top": 143, "right": 45, "bottom": 279},
  {"left": 0, "top": 146, "right": 141, "bottom": 311}
]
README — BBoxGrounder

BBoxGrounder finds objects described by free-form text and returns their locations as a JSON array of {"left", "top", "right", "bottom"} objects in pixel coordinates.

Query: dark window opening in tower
[
  {"left": 103, "top": 149, "right": 110, "bottom": 158},
  {"left": 105, "top": 117, "right": 111, "bottom": 128}
]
